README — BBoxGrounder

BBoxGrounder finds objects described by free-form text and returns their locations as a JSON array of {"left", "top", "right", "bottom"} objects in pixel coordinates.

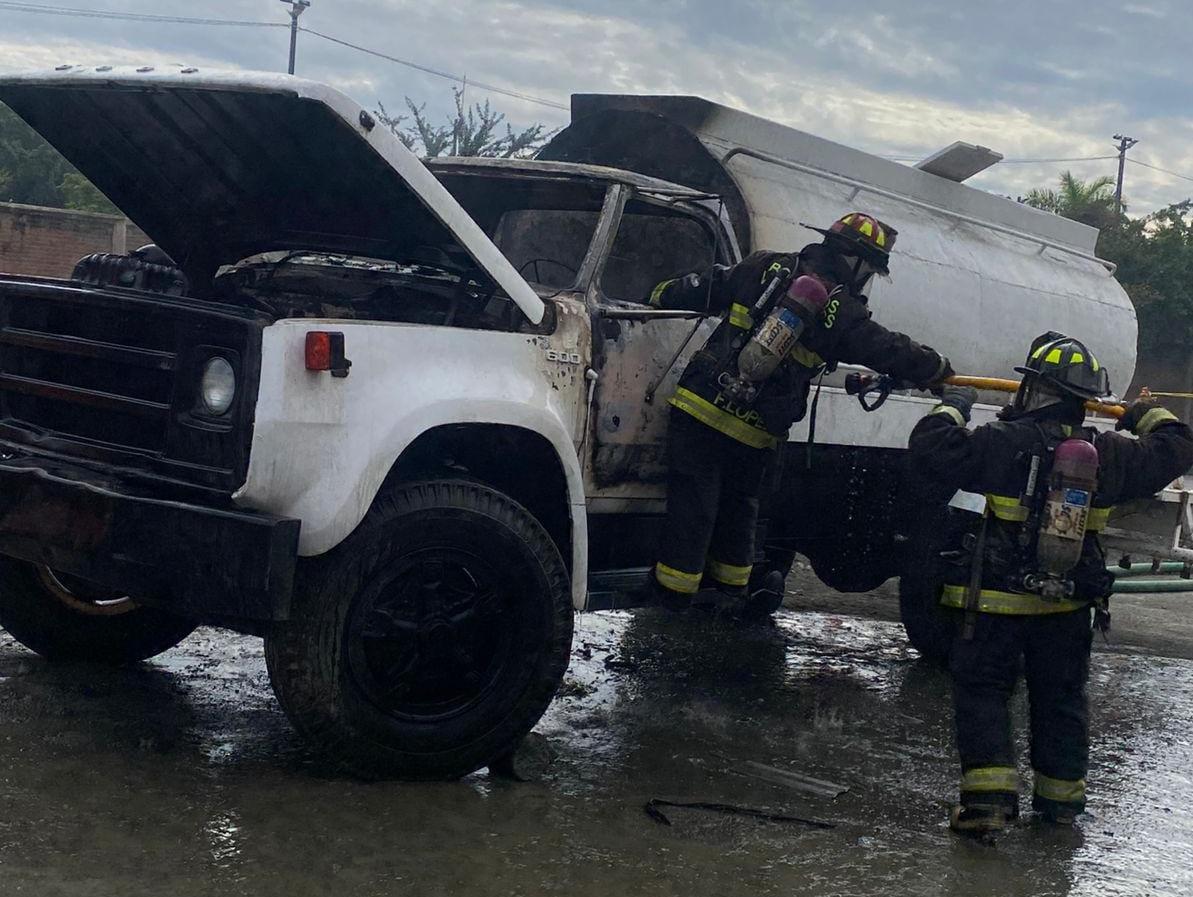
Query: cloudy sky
[{"left": 2, "top": 0, "right": 1191, "bottom": 214}]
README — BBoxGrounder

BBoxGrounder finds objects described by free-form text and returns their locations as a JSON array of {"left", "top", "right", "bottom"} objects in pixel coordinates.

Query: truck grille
[
  {"left": 0, "top": 290, "right": 175, "bottom": 453},
  {"left": 0, "top": 279, "right": 265, "bottom": 491}
]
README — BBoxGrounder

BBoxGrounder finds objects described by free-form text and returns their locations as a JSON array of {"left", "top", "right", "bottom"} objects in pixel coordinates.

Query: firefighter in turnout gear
[
  {"left": 649, "top": 213, "right": 951, "bottom": 606},
  {"left": 909, "top": 333, "right": 1193, "bottom": 835}
]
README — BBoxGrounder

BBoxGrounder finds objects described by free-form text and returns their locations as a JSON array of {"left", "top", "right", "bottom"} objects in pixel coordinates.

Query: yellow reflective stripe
[
  {"left": 788, "top": 344, "right": 825, "bottom": 369},
  {"left": 930, "top": 404, "right": 965, "bottom": 426},
  {"left": 1045, "top": 347, "right": 1063, "bottom": 364},
  {"left": 1069, "top": 351, "right": 1084, "bottom": 364},
  {"left": 986, "top": 493, "right": 1028, "bottom": 522},
  {"left": 1034, "top": 773, "right": 1085, "bottom": 803},
  {"left": 980, "top": 494, "right": 1107, "bottom": 527},
  {"left": 858, "top": 219, "right": 874, "bottom": 238},
  {"left": 668, "top": 389, "right": 778, "bottom": 449},
  {"left": 961, "top": 766, "right": 1020, "bottom": 793},
  {"left": 649, "top": 278, "right": 676, "bottom": 308},
  {"left": 940, "top": 584, "right": 1087, "bottom": 615},
  {"left": 1136, "top": 407, "right": 1179, "bottom": 435},
  {"left": 655, "top": 563, "right": 702, "bottom": 594},
  {"left": 706, "top": 559, "right": 752, "bottom": 587},
  {"left": 728, "top": 303, "right": 753, "bottom": 329}
]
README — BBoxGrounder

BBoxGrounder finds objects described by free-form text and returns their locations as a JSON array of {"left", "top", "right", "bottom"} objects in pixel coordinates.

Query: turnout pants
[
  {"left": 950, "top": 608, "right": 1093, "bottom": 817},
  {"left": 654, "top": 408, "right": 774, "bottom": 597}
]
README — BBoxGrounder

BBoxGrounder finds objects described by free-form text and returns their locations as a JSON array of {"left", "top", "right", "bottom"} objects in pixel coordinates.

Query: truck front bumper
[{"left": 0, "top": 453, "right": 299, "bottom": 621}]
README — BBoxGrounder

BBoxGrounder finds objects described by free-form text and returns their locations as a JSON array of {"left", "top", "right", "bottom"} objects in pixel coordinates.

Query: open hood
[{"left": 0, "top": 67, "right": 544, "bottom": 322}]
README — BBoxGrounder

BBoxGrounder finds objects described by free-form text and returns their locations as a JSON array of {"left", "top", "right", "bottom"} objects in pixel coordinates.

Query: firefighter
[
  {"left": 909, "top": 333, "right": 1193, "bottom": 834},
  {"left": 648, "top": 213, "right": 951, "bottom": 608}
]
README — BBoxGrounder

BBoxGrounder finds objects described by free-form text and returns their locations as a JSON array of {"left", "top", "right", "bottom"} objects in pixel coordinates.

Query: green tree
[
  {"left": 1023, "top": 171, "right": 1120, "bottom": 230},
  {"left": 59, "top": 171, "right": 119, "bottom": 214},
  {"left": 1100, "top": 201, "right": 1193, "bottom": 358},
  {"left": 376, "top": 87, "right": 549, "bottom": 159},
  {"left": 0, "top": 101, "right": 71, "bottom": 206}
]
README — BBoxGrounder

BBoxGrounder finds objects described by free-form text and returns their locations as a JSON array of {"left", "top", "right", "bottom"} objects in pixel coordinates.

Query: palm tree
[{"left": 1023, "top": 171, "right": 1120, "bottom": 229}]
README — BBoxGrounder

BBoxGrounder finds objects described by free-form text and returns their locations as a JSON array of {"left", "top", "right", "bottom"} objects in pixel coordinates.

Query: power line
[
  {"left": 0, "top": 1, "right": 284, "bottom": 27},
  {"left": 1127, "top": 157, "right": 1193, "bottom": 184},
  {"left": 299, "top": 27, "right": 568, "bottom": 110},
  {"left": 0, "top": 1, "right": 570, "bottom": 110}
]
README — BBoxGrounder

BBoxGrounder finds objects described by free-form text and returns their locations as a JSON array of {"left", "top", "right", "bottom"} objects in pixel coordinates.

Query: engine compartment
[
  {"left": 209, "top": 251, "right": 532, "bottom": 331},
  {"left": 66, "top": 246, "right": 545, "bottom": 333}
]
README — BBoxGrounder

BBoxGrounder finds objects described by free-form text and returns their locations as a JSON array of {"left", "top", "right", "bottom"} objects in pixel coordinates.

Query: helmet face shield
[{"left": 832, "top": 254, "right": 882, "bottom": 295}]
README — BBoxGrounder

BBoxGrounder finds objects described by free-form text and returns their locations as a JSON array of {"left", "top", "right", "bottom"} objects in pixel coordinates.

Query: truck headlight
[{"left": 199, "top": 356, "right": 236, "bottom": 416}]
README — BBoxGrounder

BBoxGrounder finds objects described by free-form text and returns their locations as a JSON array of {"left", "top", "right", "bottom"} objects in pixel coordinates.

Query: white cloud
[{"left": 1, "top": 0, "right": 1191, "bottom": 215}]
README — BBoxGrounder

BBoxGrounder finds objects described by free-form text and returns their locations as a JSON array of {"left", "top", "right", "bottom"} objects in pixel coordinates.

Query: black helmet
[
  {"left": 1014, "top": 332, "right": 1112, "bottom": 402},
  {"left": 804, "top": 213, "right": 897, "bottom": 273}
]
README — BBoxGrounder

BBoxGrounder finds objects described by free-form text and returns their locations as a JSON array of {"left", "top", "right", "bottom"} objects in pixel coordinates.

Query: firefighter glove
[
  {"left": 1117, "top": 398, "right": 1166, "bottom": 434},
  {"left": 922, "top": 354, "right": 955, "bottom": 394},
  {"left": 940, "top": 384, "right": 978, "bottom": 422}
]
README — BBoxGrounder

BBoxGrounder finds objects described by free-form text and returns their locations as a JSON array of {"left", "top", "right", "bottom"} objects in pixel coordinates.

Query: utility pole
[
  {"left": 279, "top": 0, "right": 310, "bottom": 75},
  {"left": 1113, "top": 133, "right": 1138, "bottom": 217}
]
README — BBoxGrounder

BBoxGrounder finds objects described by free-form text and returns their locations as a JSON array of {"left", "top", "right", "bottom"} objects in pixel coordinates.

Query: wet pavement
[{"left": 1, "top": 571, "right": 1192, "bottom": 896}]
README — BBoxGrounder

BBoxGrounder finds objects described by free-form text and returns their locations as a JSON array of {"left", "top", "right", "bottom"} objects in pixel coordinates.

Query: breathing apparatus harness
[{"left": 714, "top": 260, "right": 836, "bottom": 407}]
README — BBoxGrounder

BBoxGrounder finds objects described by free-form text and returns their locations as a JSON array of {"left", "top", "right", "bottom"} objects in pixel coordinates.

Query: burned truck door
[{"left": 586, "top": 194, "right": 729, "bottom": 499}]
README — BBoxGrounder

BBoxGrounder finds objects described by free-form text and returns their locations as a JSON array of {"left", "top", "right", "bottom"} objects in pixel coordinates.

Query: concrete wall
[{"left": 0, "top": 202, "right": 150, "bottom": 278}]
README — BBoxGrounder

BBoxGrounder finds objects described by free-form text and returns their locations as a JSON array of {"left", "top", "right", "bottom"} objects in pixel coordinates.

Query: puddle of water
[{"left": 1, "top": 607, "right": 1192, "bottom": 896}]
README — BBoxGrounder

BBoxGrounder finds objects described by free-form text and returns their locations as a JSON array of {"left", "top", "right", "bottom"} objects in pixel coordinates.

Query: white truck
[{"left": 0, "top": 68, "right": 1139, "bottom": 778}]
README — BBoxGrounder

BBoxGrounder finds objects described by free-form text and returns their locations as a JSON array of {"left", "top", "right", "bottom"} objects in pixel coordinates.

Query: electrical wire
[
  {"left": 0, "top": 1, "right": 285, "bottom": 27},
  {"left": 298, "top": 27, "right": 568, "bottom": 110},
  {"left": 0, "top": 1, "right": 570, "bottom": 110},
  {"left": 1127, "top": 158, "right": 1193, "bottom": 184}
]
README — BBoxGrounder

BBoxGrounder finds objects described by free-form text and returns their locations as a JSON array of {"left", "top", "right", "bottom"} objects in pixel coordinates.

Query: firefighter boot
[
  {"left": 715, "top": 570, "right": 784, "bottom": 620},
  {"left": 949, "top": 803, "right": 1010, "bottom": 836},
  {"left": 744, "top": 569, "right": 785, "bottom": 616},
  {"left": 644, "top": 570, "right": 692, "bottom": 611}
]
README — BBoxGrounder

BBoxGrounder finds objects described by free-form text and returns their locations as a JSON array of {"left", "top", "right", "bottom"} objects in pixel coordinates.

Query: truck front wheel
[
  {"left": 265, "top": 480, "right": 573, "bottom": 780},
  {"left": 0, "top": 558, "right": 197, "bottom": 663}
]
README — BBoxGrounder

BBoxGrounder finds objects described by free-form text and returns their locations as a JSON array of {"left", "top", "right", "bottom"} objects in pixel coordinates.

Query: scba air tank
[
  {"left": 1037, "top": 438, "right": 1100, "bottom": 577},
  {"left": 736, "top": 275, "right": 831, "bottom": 383}
]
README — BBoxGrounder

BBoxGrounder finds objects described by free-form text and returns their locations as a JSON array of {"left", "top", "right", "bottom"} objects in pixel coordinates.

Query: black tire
[
  {"left": 265, "top": 480, "right": 574, "bottom": 780},
  {"left": 898, "top": 573, "right": 953, "bottom": 665},
  {"left": 0, "top": 558, "right": 197, "bottom": 663}
]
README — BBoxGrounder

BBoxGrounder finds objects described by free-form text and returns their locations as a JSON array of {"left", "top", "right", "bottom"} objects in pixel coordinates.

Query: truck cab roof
[{"left": 426, "top": 156, "right": 713, "bottom": 200}]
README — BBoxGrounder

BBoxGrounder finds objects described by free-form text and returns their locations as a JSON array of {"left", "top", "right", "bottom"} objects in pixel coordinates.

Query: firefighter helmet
[
  {"left": 805, "top": 212, "right": 897, "bottom": 274},
  {"left": 1014, "top": 332, "right": 1112, "bottom": 403}
]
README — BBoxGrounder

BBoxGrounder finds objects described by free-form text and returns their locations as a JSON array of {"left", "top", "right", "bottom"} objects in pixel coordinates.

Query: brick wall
[{"left": 0, "top": 202, "right": 151, "bottom": 279}]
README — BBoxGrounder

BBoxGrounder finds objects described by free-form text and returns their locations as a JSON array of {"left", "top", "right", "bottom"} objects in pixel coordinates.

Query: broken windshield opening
[
  {"left": 601, "top": 199, "right": 721, "bottom": 304},
  {"left": 434, "top": 172, "right": 608, "bottom": 292}
]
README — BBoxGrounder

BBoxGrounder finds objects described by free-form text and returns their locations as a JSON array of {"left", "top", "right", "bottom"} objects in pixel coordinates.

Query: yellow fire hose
[{"left": 945, "top": 375, "right": 1126, "bottom": 419}]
